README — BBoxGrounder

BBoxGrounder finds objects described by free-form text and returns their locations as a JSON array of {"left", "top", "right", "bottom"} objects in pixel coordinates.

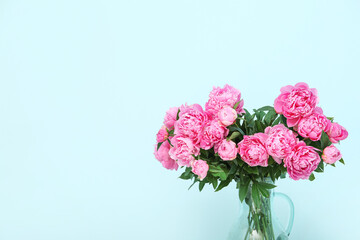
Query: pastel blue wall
[{"left": 0, "top": 1, "right": 359, "bottom": 239}]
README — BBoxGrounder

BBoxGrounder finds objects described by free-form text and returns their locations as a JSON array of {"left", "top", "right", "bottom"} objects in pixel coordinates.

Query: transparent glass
[{"left": 227, "top": 179, "right": 294, "bottom": 240}]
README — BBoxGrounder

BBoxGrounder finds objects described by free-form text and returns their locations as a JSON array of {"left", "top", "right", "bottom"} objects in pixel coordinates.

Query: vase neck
[{"left": 244, "top": 178, "right": 274, "bottom": 208}]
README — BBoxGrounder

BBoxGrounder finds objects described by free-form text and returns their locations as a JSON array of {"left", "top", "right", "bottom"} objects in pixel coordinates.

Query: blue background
[{"left": 0, "top": 0, "right": 359, "bottom": 239}]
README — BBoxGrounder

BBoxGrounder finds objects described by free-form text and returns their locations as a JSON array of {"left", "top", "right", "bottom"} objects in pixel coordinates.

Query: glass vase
[{"left": 227, "top": 179, "right": 294, "bottom": 240}]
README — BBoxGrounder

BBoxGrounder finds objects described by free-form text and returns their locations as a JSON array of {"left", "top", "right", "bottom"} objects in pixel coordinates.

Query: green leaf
[
  {"left": 254, "top": 110, "right": 261, "bottom": 120},
  {"left": 167, "top": 138, "right": 173, "bottom": 147},
  {"left": 229, "top": 126, "right": 246, "bottom": 136},
  {"left": 229, "top": 164, "right": 238, "bottom": 175},
  {"left": 217, "top": 172, "right": 228, "bottom": 181},
  {"left": 228, "top": 126, "right": 245, "bottom": 136},
  {"left": 257, "top": 185, "right": 270, "bottom": 198},
  {"left": 212, "top": 179, "right": 218, "bottom": 189},
  {"left": 260, "top": 111, "right": 266, "bottom": 120},
  {"left": 239, "top": 178, "right": 250, "bottom": 202},
  {"left": 254, "top": 110, "right": 266, "bottom": 121},
  {"left": 180, "top": 168, "right": 194, "bottom": 180},
  {"left": 200, "top": 149, "right": 209, "bottom": 158},
  {"left": 309, "top": 173, "right": 315, "bottom": 181},
  {"left": 207, "top": 175, "right": 218, "bottom": 189},
  {"left": 247, "top": 121, "right": 255, "bottom": 128},
  {"left": 199, "top": 181, "right": 206, "bottom": 192},
  {"left": 315, "top": 161, "right": 324, "bottom": 173},
  {"left": 267, "top": 156, "right": 275, "bottom": 165},
  {"left": 280, "top": 115, "right": 288, "bottom": 127},
  {"left": 233, "top": 101, "right": 240, "bottom": 110},
  {"left": 255, "top": 120, "right": 264, "bottom": 133},
  {"left": 254, "top": 110, "right": 267, "bottom": 122},
  {"left": 188, "top": 178, "right": 197, "bottom": 190},
  {"left": 339, "top": 158, "right": 345, "bottom": 165},
  {"left": 309, "top": 140, "right": 321, "bottom": 149},
  {"left": 215, "top": 179, "right": 231, "bottom": 192},
  {"left": 257, "top": 106, "right": 275, "bottom": 112},
  {"left": 157, "top": 142, "right": 163, "bottom": 150},
  {"left": 228, "top": 131, "right": 241, "bottom": 141},
  {"left": 257, "top": 182, "right": 277, "bottom": 189},
  {"left": 244, "top": 109, "right": 255, "bottom": 123},
  {"left": 179, "top": 171, "right": 192, "bottom": 180},
  {"left": 271, "top": 117, "right": 281, "bottom": 126},
  {"left": 244, "top": 166, "right": 258, "bottom": 174},
  {"left": 176, "top": 109, "right": 181, "bottom": 120},
  {"left": 167, "top": 129, "right": 174, "bottom": 135},
  {"left": 269, "top": 167, "right": 276, "bottom": 182},
  {"left": 209, "top": 165, "right": 228, "bottom": 181},
  {"left": 209, "top": 165, "right": 221, "bottom": 172},
  {"left": 252, "top": 183, "right": 261, "bottom": 207},
  {"left": 320, "top": 131, "right": 332, "bottom": 149},
  {"left": 327, "top": 116, "right": 334, "bottom": 122},
  {"left": 264, "top": 110, "right": 277, "bottom": 126}
]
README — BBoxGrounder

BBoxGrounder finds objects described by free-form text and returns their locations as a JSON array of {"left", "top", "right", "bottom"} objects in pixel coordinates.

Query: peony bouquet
[{"left": 153, "top": 83, "right": 348, "bottom": 239}]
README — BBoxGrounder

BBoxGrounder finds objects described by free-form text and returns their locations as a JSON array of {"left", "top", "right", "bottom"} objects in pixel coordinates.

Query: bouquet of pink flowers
[
  {"left": 153, "top": 82, "right": 348, "bottom": 239},
  {"left": 155, "top": 82, "right": 347, "bottom": 186},
  {"left": 154, "top": 83, "right": 348, "bottom": 239}
]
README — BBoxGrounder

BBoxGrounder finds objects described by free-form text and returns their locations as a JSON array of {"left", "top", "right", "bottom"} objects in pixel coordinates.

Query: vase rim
[{"left": 258, "top": 177, "right": 275, "bottom": 184}]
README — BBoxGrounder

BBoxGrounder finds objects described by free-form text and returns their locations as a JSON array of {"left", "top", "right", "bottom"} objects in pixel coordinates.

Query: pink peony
[
  {"left": 322, "top": 145, "right": 342, "bottom": 164},
  {"left": 238, "top": 133, "right": 269, "bottom": 167},
  {"left": 296, "top": 108, "right": 331, "bottom": 141},
  {"left": 284, "top": 141, "right": 321, "bottom": 180},
  {"left": 191, "top": 160, "right": 209, "bottom": 180},
  {"left": 205, "top": 84, "right": 245, "bottom": 118},
  {"left": 174, "top": 104, "right": 208, "bottom": 144},
  {"left": 163, "top": 106, "right": 179, "bottom": 130},
  {"left": 217, "top": 139, "right": 238, "bottom": 161},
  {"left": 169, "top": 136, "right": 200, "bottom": 167},
  {"left": 274, "top": 82, "right": 319, "bottom": 127},
  {"left": 264, "top": 124, "right": 298, "bottom": 164},
  {"left": 156, "top": 125, "right": 169, "bottom": 143},
  {"left": 154, "top": 141, "right": 178, "bottom": 170},
  {"left": 200, "top": 120, "right": 229, "bottom": 150},
  {"left": 326, "top": 122, "right": 348, "bottom": 143},
  {"left": 218, "top": 106, "right": 238, "bottom": 126}
]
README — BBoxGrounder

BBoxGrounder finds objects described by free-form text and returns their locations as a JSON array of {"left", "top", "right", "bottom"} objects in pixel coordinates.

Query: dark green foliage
[
  {"left": 315, "top": 161, "right": 324, "bottom": 173},
  {"left": 233, "top": 101, "right": 241, "bottom": 110},
  {"left": 280, "top": 115, "right": 288, "bottom": 127},
  {"left": 215, "top": 178, "right": 232, "bottom": 192},
  {"left": 199, "top": 181, "right": 205, "bottom": 191},
  {"left": 320, "top": 131, "right": 332, "bottom": 149},
  {"left": 157, "top": 142, "right": 163, "bottom": 150},
  {"left": 309, "top": 173, "right": 315, "bottom": 181},
  {"left": 252, "top": 183, "right": 261, "bottom": 207},
  {"left": 179, "top": 167, "right": 193, "bottom": 180},
  {"left": 176, "top": 109, "right": 181, "bottom": 120},
  {"left": 238, "top": 178, "right": 250, "bottom": 202}
]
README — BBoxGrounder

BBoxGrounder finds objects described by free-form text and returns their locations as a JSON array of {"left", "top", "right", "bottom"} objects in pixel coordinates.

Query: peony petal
[
  {"left": 314, "top": 107, "right": 323, "bottom": 114},
  {"left": 274, "top": 98, "right": 284, "bottom": 113},
  {"left": 191, "top": 103, "right": 204, "bottom": 113},
  {"left": 256, "top": 133, "right": 269, "bottom": 143},
  {"left": 273, "top": 156, "right": 282, "bottom": 164},
  {"left": 264, "top": 126, "right": 272, "bottom": 135},
  {"left": 295, "top": 82, "right": 309, "bottom": 89},
  {"left": 287, "top": 117, "right": 300, "bottom": 127},
  {"left": 280, "top": 85, "right": 294, "bottom": 93}
]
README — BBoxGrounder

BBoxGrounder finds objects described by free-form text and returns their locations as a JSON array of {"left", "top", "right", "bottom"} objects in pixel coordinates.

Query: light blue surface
[{"left": 0, "top": 1, "right": 359, "bottom": 239}]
